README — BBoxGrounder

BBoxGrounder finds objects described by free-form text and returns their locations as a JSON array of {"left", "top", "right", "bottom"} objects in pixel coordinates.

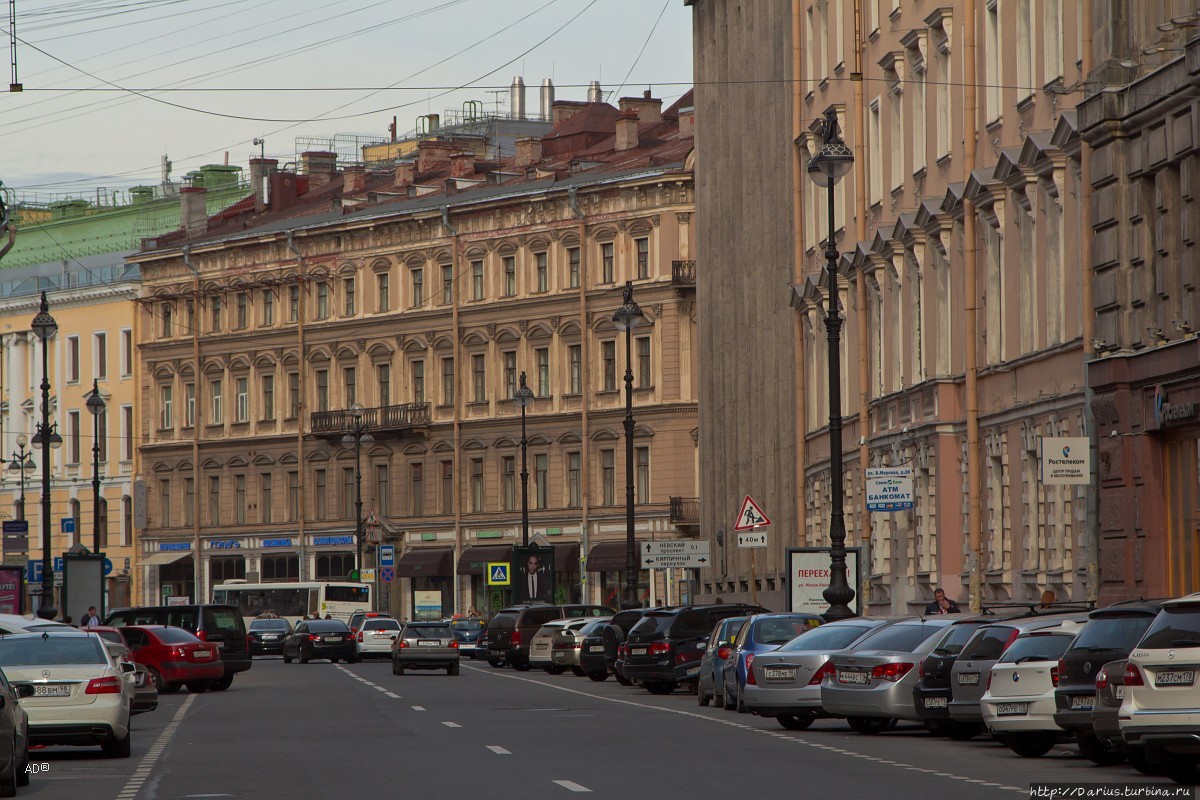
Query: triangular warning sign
[
  {"left": 734, "top": 495, "right": 771, "bottom": 531},
  {"left": 490, "top": 565, "right": 508, "bottom": 581}
]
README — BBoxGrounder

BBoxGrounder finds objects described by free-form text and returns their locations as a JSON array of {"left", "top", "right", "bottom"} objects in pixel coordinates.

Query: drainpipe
[
  {"left": 851, "top": 0, "right": 871, "bottom": 612},
  {"left": 1081, "top": 0, "right": 1099, "bottom": 604},
  {"left": 286, "top": 231, "right": 308, "bottom": 584},
  {"left": 182, "top": 245, "right": 202, "bottom": 603},
  {"left": 791, "top": 0, "right": 808, "bottom": 596},
  {"left": 441, "top": 206, "right": 462, "bottom": 616},
  {"left": 570, "top": 187, "right": 592, "bottom": 603},
  {"left": 963, "top": 0, "right": 983, "bottom": 613}
]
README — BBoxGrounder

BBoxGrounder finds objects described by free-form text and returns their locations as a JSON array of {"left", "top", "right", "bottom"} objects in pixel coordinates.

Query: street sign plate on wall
[{"left": 1040, "top": 437, "right": 1090, "bottom": 485}]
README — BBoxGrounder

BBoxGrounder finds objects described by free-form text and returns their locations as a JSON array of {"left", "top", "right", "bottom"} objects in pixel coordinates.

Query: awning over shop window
[
  {"left": 395, "top": 548, "right": 453, "bottom": 578},
  {"left": 554, "top": 543, "right": 581, "bottom": 573},
  {"left": 457, "top": 545, "right": 513, "bottom": 576},
  {"left": 141, "top": 551, "right": 194, "bottom": 567},
  {"left": 586, "top": 541, "right": 629, "bottom": 573}
]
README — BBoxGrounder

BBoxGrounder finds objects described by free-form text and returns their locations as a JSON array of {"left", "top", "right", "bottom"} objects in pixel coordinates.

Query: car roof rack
[{"left": 978, "top": 600, "right": 1096, "bottom": 616}]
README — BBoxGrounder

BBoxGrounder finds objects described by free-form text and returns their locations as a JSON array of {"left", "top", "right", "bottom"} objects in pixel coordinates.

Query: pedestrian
[
  {"left": 924, "top": 588, "right": 961, "bottom": 615},
  {"left": 324, "top": 614, "right": 332, "bottom": 620},
  {"left": 80, "top": 606, "right": 102, "bottom": 628},
  {"left": 1039, "top": 589, "right": 1056, "bottom": 609},
  {"left": 62, "top": 615, "right": 73, "bottom": 626},
  {"left": 467, "top": 606, "right": 479, "bottom": 618}
]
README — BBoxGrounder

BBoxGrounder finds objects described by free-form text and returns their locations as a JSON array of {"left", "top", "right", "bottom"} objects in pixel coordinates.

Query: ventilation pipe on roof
[
  {"left": 541, "top": 79, "right": 555, "bottom": 119},
  {"left": 511, "top": 76, "right": 526, "bottom": 120},
  {"left": 587, "top": 81, "right": 603, "bottom": 103}
]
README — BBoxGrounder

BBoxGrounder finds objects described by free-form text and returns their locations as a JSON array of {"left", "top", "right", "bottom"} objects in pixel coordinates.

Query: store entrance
[{"left": 1164, "top": 438, "right": 1200, "bottom": 596}]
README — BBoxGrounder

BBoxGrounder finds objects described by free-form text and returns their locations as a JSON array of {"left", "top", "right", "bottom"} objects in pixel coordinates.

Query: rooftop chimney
[
  {"left": 614, "top": 112, "right": 639, "bottom": 151},
  {"left": 619, "top": 90, "right": 663, "bottom": 125},
  {"left": 180, "top": 187, "right": 208, "bottom": 238},
  {"left": 588, "top": 80, "right": 603, "bottom": 103},
  {"left": 678, "top": 106, "right": 695, "bottom": 139},
  {"left": 301, "top": 150, "right": 338, "bottom": 189},
  {"left": 515, "top": 137, "right": 543, "bottom": 167},
  {"left": 540, "top": 78, "right": 555, "bottom": 119},
  {"left": 428, "top": 113, "right": 440, "bottom": 132},
  {"left": 394, "top": 160, "right": 415, "bottom": 188},
  {"left": 343, "top": 165, "right": 367, "bottom": 194},
  {"left": 450, "top": 152, "right": 476, "bottom": 178},
  {"left": 552, "top": 100, "right": 588, "bottom": 125},
  {"left": 511, "top": 76, "right": 526, "bottom": 120},
  {"left": 417, "top": 139, "right": 457, "bottom": 173},
  {"left": 248, "top": 157, "right": 278, "bottom": 213}
]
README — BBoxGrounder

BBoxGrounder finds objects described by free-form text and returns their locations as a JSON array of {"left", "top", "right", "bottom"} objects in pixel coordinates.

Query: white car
[
  {"left": 1120, "top": 594, "right": 1200, "bottom": 784},
  {"left": 1, "top": 631, "right": 133, "bottom": 758},
  {"left": 0, "top": 615, "right": 70, "bottom": 635},
  {"left": 355, "top": 618, "right": 402, "bottom": 660},
  {"left": 980, "top": 622, "right": 1083, "bottom": 758},
  {"left": 529, "top": 619, "right": 590, "bottom": 673}
]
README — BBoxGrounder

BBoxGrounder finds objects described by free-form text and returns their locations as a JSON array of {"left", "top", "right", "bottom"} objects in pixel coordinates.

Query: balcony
[
  {"left": 669, "top": 496, "right": 700, "bottom": 526},
  {"left": 310, "top": 402, "right": 431, "bottom": 437},
  {"left": 671, "top": 260, "right": 696, "bottom": 289}
]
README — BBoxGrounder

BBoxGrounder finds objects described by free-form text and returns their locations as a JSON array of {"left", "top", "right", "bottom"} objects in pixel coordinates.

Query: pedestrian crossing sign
[{"left": 487, "top": 562, "right": 511, "bottom": 586}]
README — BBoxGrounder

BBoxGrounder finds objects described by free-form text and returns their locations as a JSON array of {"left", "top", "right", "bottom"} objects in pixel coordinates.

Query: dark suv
[
  {"left": 486, "top": 605, "right": 613, "bottom": 670},
  {"left": 105, "top": 604, "right": 250, "bottom": 691},
  {"left": 623, "top": 604, "right": 769, "bottom": 695},
  {"left": 604, "top": 608, "right": 672, "bottom": 685},
  {"left": 913, "top": 614, "right": 1016, "bottom": 738},
  {"left": 1053, "top": 601, "right": 1166, "bottom": 765}
]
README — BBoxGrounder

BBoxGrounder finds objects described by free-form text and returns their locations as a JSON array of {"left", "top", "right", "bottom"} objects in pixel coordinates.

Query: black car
[
  {"left": 282, "top": 620, "right": 357, "bottom": 664},
  {"left": 603, "top": 608, "right": 672, "bottom": 686},
  {"left": 1053, "top": 601, "right": 1165, "bottom": 764},
  {"left": 248, "top": 619, "right": 293, "bottom": 656},
  {"left": 450, "top": 619, "right": 485, "bottom": 659},
  {"left": 579, "top": 623, "right": 611, "bottom": 681},
  {"left": 486, "top": 604, "right": 613, "bottom": 671},
  {"left": 105, "top": 604, "right": 250, "bottom": 691},
  {"left": 913, "top": 615, "right": 1009, "bottom": 738},
  {"left": 622, "top": 604, "right": 769, "bottom": 694}
]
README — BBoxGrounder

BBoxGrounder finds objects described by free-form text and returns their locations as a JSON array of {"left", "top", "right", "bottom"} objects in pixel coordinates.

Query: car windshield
[
  {"left": 580, "top": 620, "right": 609, "bottom": 636},
  {"left": 0, "top": 636, "right": 106, "bottom": 665},
  {"left": 855, "top": 623, "right": 944, "bottom": 652},
  {"left": 452, "top": 620, "right": 483, "bottom": 632},
  {"left": 756, "top": 617, "right": 820, "bottom": 644},
  {"left": 1070, "top": 614, "right": 1156, "bottom": 652},
  {"left": 307, "top": 621, "right": 350, "bottom": 633},
  {"left": 407, "top": 626, "right": 452, "bottom": 639},
  {"left": 1139, "top": 606, "right": 1200, "bottom": 649},
  {"left": 998, "top": 633, "right": 1076, "bottom": 664},
  {"left": 932, "top": 623, "right": 986, "bottom": 656},
  {"left": 630, "top": 613, "right": 675, "bottom": 636},
  {"left": 364, "top": 620, "right": 400, "bottom": 631},
  {"left": 778, "top": 624, "right": 874, "bottom": 652},
  {"left": 150, "top": 628, "right": 202, "bottom": 645},
  {"left": 250, "top": 620, "right": 291, "bottom": 632},
  {"left": 92, "top": 630, "right": 124, "bottom": 644},
  {"left": 958, "top": 626, "right": 1017, "bottom": 661}
]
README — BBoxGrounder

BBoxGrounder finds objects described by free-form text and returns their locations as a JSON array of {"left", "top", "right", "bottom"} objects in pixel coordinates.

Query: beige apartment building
[{"left": 132, "top": 93, "right": 699, "bottom": 618}]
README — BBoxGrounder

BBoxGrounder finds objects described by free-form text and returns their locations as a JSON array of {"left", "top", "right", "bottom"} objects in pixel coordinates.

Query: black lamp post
[
  {"left": 514, "top": 372, "right": 535, "bottom": 547},
  {"left": 806, "top": 108, "right": 857, "bottom": 622},
  {"left": 611, "top": 280, "right": 648, "bottom": 610},
  {"left": 86, "top": 379, "right": 106, "bottom": 554},
  {"left": 341, "top": 403, "right": 373, "bottom": 580},
  {"left": 8, "top": 434, "right": 34, "bottom": 521},
  {"left": 31, "top": 292, "right": 62, "bottom": 620}
]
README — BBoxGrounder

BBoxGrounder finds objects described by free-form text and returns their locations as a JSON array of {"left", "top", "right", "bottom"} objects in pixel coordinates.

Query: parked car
[
  {"left": 1053, "top": 601, "right": 1165, "bottom": 765},
  {"left": 913, "top": 614, "right": 1018, "bottom": 738},
  {"left": 0, "top": 615, "right": 70, "bottom": 635},
  {"left": 530, "top": 619, "right": 590, "bottom": 674},
  {"left": 450, "top": 618, "right": 485, "bottom": 659},
  {"left": 1, "top": 631, "right": 131, "bottom": 758},
  {"left": 347, "top": 612, "right": 392, "bottom": 635},
  {"left": 247, "top": 618, "right": 293, "bottom": 656},
  {"left": 282, "top": 620, "right": 356, "bottom": 664},
  {"left": 486, "top": 605, "right": 613, "bottom": 671},
  {"left": 719, "top": 613, "right": 824, "bottom": 712},
  {"left": 822, "top": 617, "right": 960, "bottom": 733},
  {"left": 1119, "top": 594, "right": 1200, "bottom": 784},
  {"left": 623, "top": 604, "right": 770, "bottom": 695},
  {"left": 119, "top": 625, "right": 224, "bottom": 694},
  {"left": 979, "top": 621, "right": 1084, "bottom": 757},
  {"left": 356, "top": 618, "right": 402, "bottom": 660},
  {"left": 84, "top": 627, "right": 157, "bottom": 715},
  {"left": 697, "top": 616, "right": 749, "bottom": 708},
  {"left": 603, "top": 608, "right": 670, "bottom": 686},
  {"left": 1090, "top": 659, "right": 1159, "bottom": 775},
  {"left": 743, "top": 617, "right": 901, "bottom": 729},
  {"left": 552, "top": 618, "right": 612, "bottom": 676},
  {"left": 0, "top": 666, "right": 29, "bottom": 795},
  {"left": 105, "top": 604, "right": 250, "bottom": 691},
  {"left": 392, "top": 622, "right": 460, "bottom": 675}
]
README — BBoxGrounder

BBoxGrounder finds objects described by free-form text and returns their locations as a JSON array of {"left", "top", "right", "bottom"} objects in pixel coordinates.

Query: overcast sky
[{"left": 1, "top": 0, "right": 693, "bottom": 201}]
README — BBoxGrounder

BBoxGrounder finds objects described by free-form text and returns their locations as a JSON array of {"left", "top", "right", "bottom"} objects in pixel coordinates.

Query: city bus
[{"left": 211, "top": 580, "right": 372, "bottom": 627}]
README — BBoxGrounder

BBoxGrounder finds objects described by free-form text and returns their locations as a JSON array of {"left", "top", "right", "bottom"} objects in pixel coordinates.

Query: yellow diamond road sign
[{"left": 486, "top": 562, "right": 511, "bottom": 586}]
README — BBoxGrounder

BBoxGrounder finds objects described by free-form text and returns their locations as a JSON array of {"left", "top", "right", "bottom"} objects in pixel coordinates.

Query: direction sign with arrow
[{"left": 640, "top": 540, "right": 711, "bottom": 569}]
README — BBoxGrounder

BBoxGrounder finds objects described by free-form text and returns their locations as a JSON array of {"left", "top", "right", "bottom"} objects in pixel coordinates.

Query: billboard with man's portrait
[{"left": 512, "top": 545, "right": 554, "bottom": 604}]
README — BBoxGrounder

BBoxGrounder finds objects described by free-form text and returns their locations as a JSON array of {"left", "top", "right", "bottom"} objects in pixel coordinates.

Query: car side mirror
[
  {"left": 696, "top": 642, "right": 707, "bottom": 651},
  {"left": 14, "top": 685, "right": 33, "bottom": 699},
  {"left": 120, "top": 661, "right": 136, "bottom": 673}
]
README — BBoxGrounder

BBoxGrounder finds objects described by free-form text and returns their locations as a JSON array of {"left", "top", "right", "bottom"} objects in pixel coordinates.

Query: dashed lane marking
[
  {"left": 411, "top": 705, "right": 426, "bottom": 711},
  {"left": 553, "top": 780, "right": 592, "bottom": 793},
  {"left": 114, "top": 693, "right": 196, "bottom": 800},
  {"left": 487, "top": 746, "right": 511, "bottom": 755},
  {"left": 384, "top": 692, "right": 400, "bottom": 699},
  {"left": 442, "top": 721, "right": 461, "bottom": 728}
]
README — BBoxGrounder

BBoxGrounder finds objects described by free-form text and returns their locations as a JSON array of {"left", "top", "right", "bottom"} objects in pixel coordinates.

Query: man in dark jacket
[{"left": 924, "top": 588, "right": 961, "bottom": 615}]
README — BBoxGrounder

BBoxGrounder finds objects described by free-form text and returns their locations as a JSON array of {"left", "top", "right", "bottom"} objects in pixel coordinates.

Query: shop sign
[
  {"left": 159, "top": 542, "right": 191, "bottom": 551},
  {"left": 312, "top": 535, "right": 354, "bottom": 546},
  {"left": 262, "top": 538, "right": 293, "bottom": 548},
  {"left": 208, "top": 540, "right": 242, "bottom": 550},
  {"left": 1155, "top": 385, "right": 1199, "bottom": 429},
  {"left": 1040, "top": 437, "right": 1090, "bottom": 485}
]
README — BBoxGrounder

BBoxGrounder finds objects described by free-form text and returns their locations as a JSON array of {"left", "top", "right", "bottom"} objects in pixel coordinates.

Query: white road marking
[
  {"left": 374, "top": 685, "right": 387, "bottom": 691},
  {"left": 553, "top": 780, "right": 592, "bottom": 793},
  {"left": 442, "top": 721, "right": 461, "bottom": 728},
  {"left": 114, "top": 693, "right": 196, "bottom": 800},
  {"left": 411, "top": 705, "right": 426, "bottom": 711},
  {"left": 384, "top": 691, "right": 400, "bottom": 699},
  {"left": 487, "top": 745, "right": 511, "bottom": 755}
]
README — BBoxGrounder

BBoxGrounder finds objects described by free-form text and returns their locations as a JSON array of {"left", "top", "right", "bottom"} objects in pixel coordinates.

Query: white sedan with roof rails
[{"left": 355, "top": 618, "right": 402, "bottom": 660}]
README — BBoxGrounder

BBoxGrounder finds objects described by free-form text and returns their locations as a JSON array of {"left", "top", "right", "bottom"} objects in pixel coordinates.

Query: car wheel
[
  {"left": 185, "top": 682, "right": 210, "bottom": 693},
  {"left": 147, "top": 667, "right": 165, "bottom": 691},
  {"left": 512, "top": 661, "right": 532, "bottom": 672},
  {"left": 722, "top": 689, "right": 736, "bottom": 710},
  {"left": 946, "top": 721, "right": 982, "bottom": 741},
  {"left": 283, "top": 653, "right": 293, "bottom": 664},
  {"left": 698, "top": 689, "right": 710, "bottom": 707},
  {"left": 736, "top": 693, "right": 748, "bottom": 714},
  {"left": 846, "top": 716, "right": 893, "bottom": 735},
  {"left": 159, "top": 682, "right": 182, "bottom": 695},
  {"left": 209, "top": 674, "right": 233, "bottom": 691},
  {"left": 102, "top": 727, "right": 132, "bottom": 759},
  {"left": 644, "top": 681, "right": 677, "bottom": 695},
  {"left": 924, "top": 720, "right": 948, "bottom": 736},
  {"left": 1006, "top": 732, "right": 1057, "bottom": 758},
  {"left": 15, "top": 736, "right": 27, "bottom": 788},
  {"left": 588, "top": 672, "right": 609, "bottom": 683},
  {"left": 394, "top": 664, "right": 405, "bottom": 676},
  {"left": 544, "top": 666, "right": 566, "bottom": 676},
  {"left": 1127, "top": 748, "right": 1164, "bottom": 776},
  {"left": 0, "top": 739, "right": 16, "bottom": 798},
  {"left": 1076, "top": 733, "right": 1125, "bottom": 766},
  {"left": 487, "top": 659, "right": 504, "bottom": 668},
  {"left": 778, "top": 714, "right": 815, "bottom": 731},
  {"left": 1163, "top": 755, "right": 1200, "bottom": 786},
  {"left": 571, "top": 667, "right": 586, "bottom": 678},
  {"left": 448, "top": 664, "right": 460, "bottom": 676},
  {"left": 615, "top": 672, "right": 633, "bottom": 687},
  {"left": 299, "top": 648, "right": 310, "bottom": 665}
]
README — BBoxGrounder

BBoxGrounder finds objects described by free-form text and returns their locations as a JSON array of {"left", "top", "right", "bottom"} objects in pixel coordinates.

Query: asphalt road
[{"left": 19, "top": 656, "right": 1181, "bottom": 799}]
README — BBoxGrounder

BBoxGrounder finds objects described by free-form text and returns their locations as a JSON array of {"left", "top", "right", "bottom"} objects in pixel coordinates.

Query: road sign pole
[{"left": 751, "top": 549, "right": 757, "bottom": 605}]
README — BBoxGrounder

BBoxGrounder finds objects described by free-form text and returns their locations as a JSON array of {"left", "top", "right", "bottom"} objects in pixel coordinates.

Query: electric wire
[{"left": 608, "top": 0, "right": 670, "bottom": 103}]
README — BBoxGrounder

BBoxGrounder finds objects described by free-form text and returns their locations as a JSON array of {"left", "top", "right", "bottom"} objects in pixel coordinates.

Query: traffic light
[{"left": 349, "top": 569, "right": 360, "bottom": 582}]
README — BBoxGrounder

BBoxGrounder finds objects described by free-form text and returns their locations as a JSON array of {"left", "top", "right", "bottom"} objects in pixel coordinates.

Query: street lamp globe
[
  {"left": 48, "top": 432, "right": 62, "bottom": 450},
  {"left": 514, "top": 372, "right": 535, "bottom": 409},
  {"left": 30, "top": 292, "right": 57, "bottom": 341},
  {"left": 341, "top": 433, "right": 355, "bottom": 447},
  {"left": 86, "top": 381, "right": 106, "bottom": 417},
  {"left": 805, "top": 108, "right": 854, "bottom": 189},
  {"left": 350, "top": 402, "right": 364, "bottom": 416},
  {"left": 15, "top": 434, "right": 25, "bottom": 448},
  {"left": 611, "top": 282, "right": 647, "bottom": 332}
]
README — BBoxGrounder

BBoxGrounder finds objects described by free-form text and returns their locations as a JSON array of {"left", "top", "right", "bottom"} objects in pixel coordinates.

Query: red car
[{"left": 120, "top": 625, "right": 224, "bottom": 694}]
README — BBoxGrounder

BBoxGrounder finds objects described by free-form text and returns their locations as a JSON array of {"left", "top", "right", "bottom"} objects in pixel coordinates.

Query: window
[
  {"left": 160, "top": 385, "right": 173, "bottom": 429},
  {"left": 375, "top": 464, "right": 390, "bottom": 514},
  {"left": 67, "top": 335, "right": 80, "bottom": 383},
  {"left": 635, "top": 237, "right": 649, "bottom": 280},
  {"left": 343, "top": 367, "right": 356, "bottom": 407},
  {"left": 159, "top": 479, "right": 171, "bottom": 528},
  {"left": 440, "top": 461, "right": 453, "bottom": 514},
  {"left": 315, "top": 369, "right": 328, "bottom": 412},
  {"left": 636, "top": 446, "right": 650, "bottom": 504},
  {"left": 96, "top": 408, "right": 107, "bottom": 462},
  {"left": 602, "top": 341, "right": 617, "bottom": 391},
  {"left": 208, "top": 475, "right": 221, "bottom": 525},
  {"left": 316, "top": 554, "right": 354, "bottom": 580},
  {"left": 442, "top": 265, "right": 453, "bottom": 304},
  {"left": 93, "top": 332, "right": 107, "bottom": 380},
  {"left": 411, "top": 267, "right": 424, "bottom": 307},
  {"left": 568, "top": 247, "right": 580, "bottom": 288},
  {"left": 236, "top": 292, "right": 248, "bottom": 328},
  {"left": 377, "top": 272, "right": 390, "bottom": 311},
  {"left": 120, "top": 329, "right": 133, "bottom": 377},
  {"left": 235, "top": 474, "right": 246, "bottom": 524},
  {"left": 211, "top": 296, "right": 222, "bottom": 332},
  {"left": 377, "top": 363, "right": 391, "bottom": 406},
  {"left": 441, "top": 358, "right": 454, "bottom": 404},
  {"left": 68, "top": 410, "right": 81, "bottom": 464},
  {"left": 341, "top": 468, "right": 355, "bottom": 518},
  {"left": 344, "top": 277, "right": 356, "bottom": 315},
  {"left": 410, "top": 463, "right": 423, "bottom": 516},
  {"left": 316, "top": 282, "right": 329, "bottom": 320},
  {"left": 122, "top": 405, "right": 133, "bottom": 460},
  {"left": 601, "top": 449, "right": 615, "bottom": 505},
  {"left": 868, "top": 98, "right": 882, "bottom": 205},
  {"left": 235, "top": 377, "right": 249, "bottom": 422},
  {"left": 502, "top": 256, "right": 516, "bottom": 297},
  {"left": 184, "top": 478, "right": 195, "bottom": 526},
  {"left": 569, "top": 345, "right": 582, "bottom": 394},
  {"left": 314, "top": 469, "right": 327, "bottom": 520},
  {"left": 567, "top": 452, "right": 581, "bottom": 507},
  {"left": 185, "top": 382, "right": 195, "bottom": 427},
  {"left": 470, "top": 459, "right": 484, "bottom": 512},
  {"left": 471, "top": 260, "right": 484, "bottom": 300},
  {"left": 535, "top": 252, "right": 548, "bottom": 292},
  {"left": 411, "top": 360, "right": 425, "bottom": 403},
  {"left": 502, "top": 456, "right": 516, "bottom": 511},
  {"left": 535, "top": 454, "right": 548, "bottom": 509},
  {"left": 287, "top": 471, "right": 299, "bottom": 521},
  {"left": 1042, "top": 0, "right": 1063, "bottom": 85},
  {"left": 601, "top": 242, "right": 614, "bottom": 283},
  {"left": 503, "top": 351, "right": 517, "bottom": 399},
  {"left": 288, "top": 286, "right": 299, "bottom": 322},
  {"left": 209, "top": 379, "right": 223, "bottom": 425},
  {"left": 260, "top": 473, "right": 273, "bottom": 523},
  {"left": 472, "top": 354, "right": 486, "bottom": 403},
  {"left": 262, "top": 555, "right": 299, "bottom": 582},
  {"left": 263, "top": 290, "right": 275, "bottom": 326},
  {"left": 637, "top": 336, "right": 651, "bottom": 388},
  {"left": 122, "top": 495, "right": 132, "bottom": 545},
  {"left": 262, "top": 374, "right": 275, "bottom": 421},
  {"left": 536, "top": 347, "right": 550, "bottom": 396},
  {"left": 288, "top": 372, "right": 300, "bottom": 418},
  {"left": 161, "top": 304, "right": 173, "bottom": 338}
]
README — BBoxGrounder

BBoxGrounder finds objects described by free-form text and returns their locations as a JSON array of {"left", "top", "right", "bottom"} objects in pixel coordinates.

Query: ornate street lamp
[
  {"left": 8, "top": 434, "right": 35, "bottom": 521},
  {"left": 514, "top": 372, "right": 535, "bottom": 547},
  {"left": 86, "top": 379, "right": 106, "bottom": 553},
  {"left": 806, "top": 107, "right": 856, "bottom": 622},
  {"left": 611, "top": 280, "right": 648, "bottom": 610},
  {"left": 31, "top": 292, "right": 63, "bottom": 619},
  {"left": 341, "top": 403, "right": 373, "bottom": 581}
]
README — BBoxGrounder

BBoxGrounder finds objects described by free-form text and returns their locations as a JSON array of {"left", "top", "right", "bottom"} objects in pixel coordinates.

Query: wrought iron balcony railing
[
  {"left": 671, "top": 259, "right": 696, "bottom": 287},
  {"left": 310, "top": 402, "right": 431, "bottom": 435},
  {"left": 669, "top": 496, "right": 700, "bottom": 525}
]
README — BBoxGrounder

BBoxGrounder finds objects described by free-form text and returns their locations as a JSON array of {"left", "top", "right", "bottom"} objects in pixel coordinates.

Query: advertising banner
[
  {"left": 1040, "top": 437, "right": 1090, "bottom": 485},
  {"left": 512, "top": 545, "right": 555, "bottom": 604},
  {"left": 0, "top": 567, "right": 22, "bottom": 615},
  {"left": 786, "top": 547, "right": 862, "bottom": 616},
  {"left": 865, "top": 467, "right": 915, "bottom": 512}
]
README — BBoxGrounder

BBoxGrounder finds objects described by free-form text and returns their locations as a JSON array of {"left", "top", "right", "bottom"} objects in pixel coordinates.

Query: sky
[{"left": 0, "top": 0, "right": 694, "bottom": 202}]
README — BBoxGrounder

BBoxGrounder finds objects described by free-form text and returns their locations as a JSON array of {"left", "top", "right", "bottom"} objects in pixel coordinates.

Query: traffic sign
[
  {"left": 2, "top": 521, "right": 28, "bottom": 552},
  {"left": 640, "top": 540, "right": 711, "bottom": 569},
  {"left": 734, "top": 495, "right": 771, "bottom": 531},
  {"left": 103, "top": 558, "right": 113, "bottom": 576},
  {"left": 380, "top": 566, "right": 395, "bottom": 583},
  {"left": 359, "top": 568, "right": 375, "bottom": 583},
  {"left": 737, "top": 530, "right": 769, "bottom": 548},
  {"left": 486, "top": 562, "right": 511, "bottom": 586},
  {"left": 379, "top": 545, "right": 395, "bottom": 567},
  {"left": 60, "top": 518, "right": 75, "bottom": 534}
]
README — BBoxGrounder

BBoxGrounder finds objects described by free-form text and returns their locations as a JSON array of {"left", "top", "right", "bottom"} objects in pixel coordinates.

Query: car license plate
[
  {"left": 631, "top": 647, "right": 647, "bottom": 656},
  {"left": 214, "top": 641, "right": 225, "bottom": 649},
  {"left": 996, "top": 702, "right": 1028, "bottom": 716},
  {"left": 924, "top": 697, "right": 948, "bottom": 709},
  {"left": 588, "top": 646, "right": 604, "bottom": 653},
  {"left": 1115, "top": 685, "right": 1125, "bottom": 699},
  {"left": 417, "top": 640, "right": 440, "bottom": 647},
  {"left": 764, "top": 668, "right": 796, "bottom": 680},
  {"left": 958, "top": 672, "right": 980, "bottom": 685},
  {"left": 263, "top": 635, "right": 279, "bottom": 640},
  {"left": 838, "top": 670, "right": 869, "bottom": 685},
  {"left": 193, "top": 650, "right": 212, "bottom": 659},
  {"left": 33, "top": 685, "right": 70, "bottom": 697},
  {"left": 322, "top": 637, "right": 339, "bottom": 643},
  {"left": 1071, "top": 694, "right": 1095, "bottom": 710},
  {"left": 1156, "top": 670, "right": 1196, "bottom": 687}
]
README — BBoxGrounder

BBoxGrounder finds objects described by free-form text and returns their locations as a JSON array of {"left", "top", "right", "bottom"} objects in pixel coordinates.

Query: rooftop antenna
[{"left": 252, "top": 138, "right": 265, "bottom": 159}]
